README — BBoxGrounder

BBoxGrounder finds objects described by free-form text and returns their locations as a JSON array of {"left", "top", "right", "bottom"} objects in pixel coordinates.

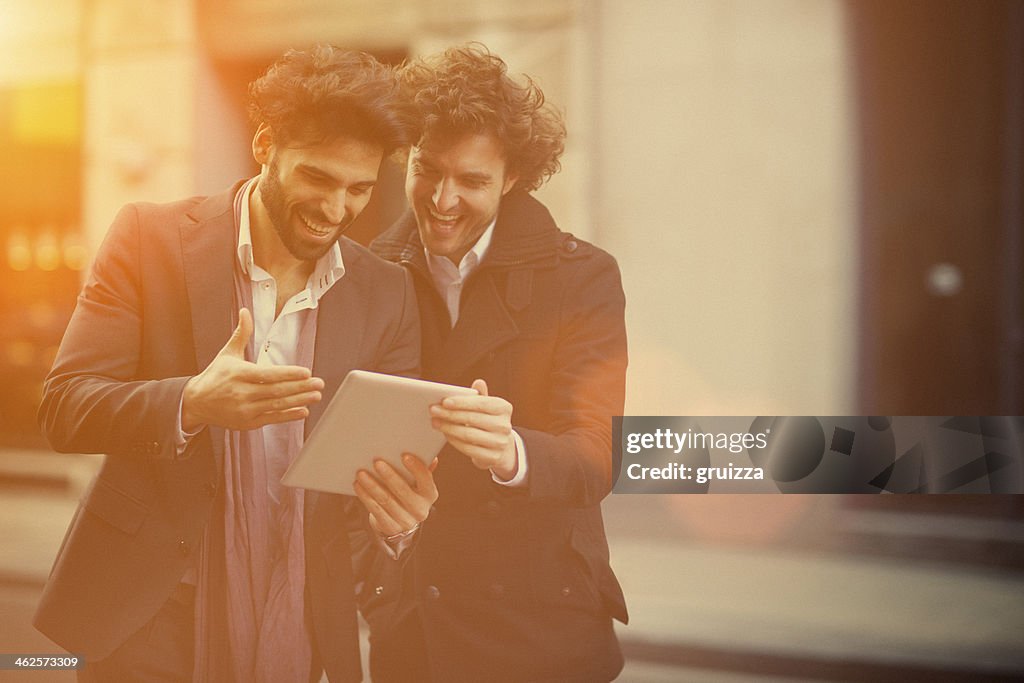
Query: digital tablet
[{"left": 281, "top": 370, "right": 478, "bottom": 495}]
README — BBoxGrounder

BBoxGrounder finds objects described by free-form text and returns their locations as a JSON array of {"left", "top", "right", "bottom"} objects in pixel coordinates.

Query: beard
[{"left": 259, "top": 159, "right": 347, "bottom": 262}]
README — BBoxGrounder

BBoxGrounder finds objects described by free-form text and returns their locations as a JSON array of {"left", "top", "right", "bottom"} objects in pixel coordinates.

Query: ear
[
  {"left": 501, "top": 173, "right": 519, "bottom": 196},
  {"left": 252, "top": 123, "right": 273, "bottom": 165}
]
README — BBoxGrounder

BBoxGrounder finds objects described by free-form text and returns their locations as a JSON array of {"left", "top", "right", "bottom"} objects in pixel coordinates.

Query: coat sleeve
[
  {"left": 37, "top": 204, "right": 191, "bottom": 458},
  {"left": 515, "top": 250, "right": 628, "bottom": 507}
]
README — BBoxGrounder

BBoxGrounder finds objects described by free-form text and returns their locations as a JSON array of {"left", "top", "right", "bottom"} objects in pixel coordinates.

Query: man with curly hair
[
  {"left": 35, "top": 46, "right": 435, "bottom": 682},
  {"left": 366, "top": 44, "right": 629, "bottom": 682}
]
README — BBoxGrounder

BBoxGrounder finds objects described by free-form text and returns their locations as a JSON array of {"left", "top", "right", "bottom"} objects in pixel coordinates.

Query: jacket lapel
[
  {"left": 439, "top": 274, "right": 519, "bottom": 379},
  {"left": 306, "top": 239, "right": 367, "bottom": 433},
  {"left": 305, "top": 240, "right": 369, "bottom": 515},
  {"left": 372, "top": 193, "right": 564, "bottom": 380},
  {"left": 180, "top": 183, "right": 242, "bottom": 472}
]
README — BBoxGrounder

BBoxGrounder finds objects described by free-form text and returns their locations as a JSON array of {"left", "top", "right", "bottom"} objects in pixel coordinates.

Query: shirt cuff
[
  {"left": 175, "top": 393, "right": 203, "bottom": 457},
  {"left": 379, "top": 527, "right": 417, "bottom": 559},
  {"left": 492, "top": 430, "right": 528, "bottom": 487}
]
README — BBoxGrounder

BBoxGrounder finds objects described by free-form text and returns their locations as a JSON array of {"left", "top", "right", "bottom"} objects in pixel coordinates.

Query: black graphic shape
[
  {"left": 918, "top": 451, "right": 1015, "bottom": 493},
  {"left": 869, "top": 442, "right": 925, "bottom": 493},
  {"left": 830, "top": 427, "right": 855, "bottom": 456}
]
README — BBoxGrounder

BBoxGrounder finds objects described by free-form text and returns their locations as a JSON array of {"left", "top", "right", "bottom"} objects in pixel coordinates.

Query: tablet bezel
[{"left": 281, "top": 369, "right": 477, "bottom": 495}]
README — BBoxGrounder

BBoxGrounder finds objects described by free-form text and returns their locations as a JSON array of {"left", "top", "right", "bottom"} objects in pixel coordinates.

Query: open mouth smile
[
  {"left": 300, "top": 213, "right": 336, "bottom": 237},
  {"left": 429, "top": 208, "right": 460, "bottom": 225}
]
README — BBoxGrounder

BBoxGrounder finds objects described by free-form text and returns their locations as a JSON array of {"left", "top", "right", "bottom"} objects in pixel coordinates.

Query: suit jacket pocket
[
  {"left": 82, "top": 477, "right": 149, "bottom": 535},
  {"left": 569, "top": 526, "right": 628, "bottom": 624}
]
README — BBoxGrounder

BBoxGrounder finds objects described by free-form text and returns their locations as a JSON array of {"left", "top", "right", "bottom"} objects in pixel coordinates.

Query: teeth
[
  {"left": 429, "top": 208, "right": 459, "bottom": 222},
  {"left": 301, "top": 213, "right": 334, "bottom": 236}
]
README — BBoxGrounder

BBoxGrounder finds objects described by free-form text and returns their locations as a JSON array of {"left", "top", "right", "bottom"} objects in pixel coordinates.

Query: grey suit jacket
[{"left": 35, "top": 182, "right": 419, "bottom": 682}]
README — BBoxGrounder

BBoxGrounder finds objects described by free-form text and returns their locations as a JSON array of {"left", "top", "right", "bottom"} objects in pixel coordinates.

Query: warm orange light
[
  {"left": 27, "top": 302, "right": 58, "bottom": 329},
  {"left": 4, "top": 341, "right": 35, "bottom": 368},
  {"left": 7, "top": 232, "right": 32, "bottom": 271},
  {"left": 62, "top": 233, "right": 90, "bottom": 270},
  {"left": 35, "top": 231, "right": 61, "bottom": 271},
  {"left": 12, "top": 83, "right": 81, "bottom": 145}
]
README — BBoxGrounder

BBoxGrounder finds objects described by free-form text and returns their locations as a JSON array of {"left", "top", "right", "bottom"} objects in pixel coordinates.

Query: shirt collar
[
  {"left": 235, "top": 177, "right": 345, "bottom": 300},
  {"left": 425, "top": 215, "right": 498, "bottom": 283}
]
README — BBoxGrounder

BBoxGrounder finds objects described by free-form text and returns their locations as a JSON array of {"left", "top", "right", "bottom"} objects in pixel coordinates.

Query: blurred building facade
[{"left": 0, "top": 0, "right": 870, "bottom": 447}]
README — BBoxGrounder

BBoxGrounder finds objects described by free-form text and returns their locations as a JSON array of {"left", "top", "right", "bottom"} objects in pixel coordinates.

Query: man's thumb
[
  {"left": 223, "top": 308, "right": 253, "bottom": 357},
  {"left": 471, "top": 378, "right": 489, "bottom": 396}
]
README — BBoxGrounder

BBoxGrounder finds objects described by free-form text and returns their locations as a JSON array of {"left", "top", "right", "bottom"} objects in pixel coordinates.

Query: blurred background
[{"left": 1, "top": 0, "right": 1023, "bottom": 681}]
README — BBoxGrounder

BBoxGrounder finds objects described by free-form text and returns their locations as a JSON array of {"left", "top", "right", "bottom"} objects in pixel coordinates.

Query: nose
[
  {"left": 321, "top": 189, "right": 347, "bottom": 225},
  {"left": 432, "top": 178, "right": 458, "bottom": 213}
]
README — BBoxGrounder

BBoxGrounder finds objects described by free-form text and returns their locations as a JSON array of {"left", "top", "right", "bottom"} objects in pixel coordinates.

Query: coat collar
[
  {"left": 372, "top": 191, "right": 563, "bottom": 272},
  {"left": 374, "top": 192, "right": 563, "bottom": 381}
]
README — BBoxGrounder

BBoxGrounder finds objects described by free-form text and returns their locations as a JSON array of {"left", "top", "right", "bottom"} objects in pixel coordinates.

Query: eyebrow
[
  {"left": 297, "top": 163, "right": 376, "bottom": 187},
  {"left": 417, "top": 162, "right": 493, "bottom": 187},
  {"left": 460, "top": 171, "right": 493, "bottom": 184},
  {"left": 413, "top": 149, "right": 494, "bottom": 182}
]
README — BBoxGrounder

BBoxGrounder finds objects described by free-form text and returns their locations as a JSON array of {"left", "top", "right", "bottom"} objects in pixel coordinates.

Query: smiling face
[
  {"left": 406, "top": 132, "right": 518, "bottom": 265},
  {"left": 252, "top": 125, "right": 383, "bottom": 263}
]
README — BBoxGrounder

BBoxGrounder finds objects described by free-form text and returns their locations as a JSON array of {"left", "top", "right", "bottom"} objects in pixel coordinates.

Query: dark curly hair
[
  {"left": 400, "top": 44, "right": 566, "bottom": 192},
  {"left": 248, "top": 45, "right": 414, "bottom": 154}
]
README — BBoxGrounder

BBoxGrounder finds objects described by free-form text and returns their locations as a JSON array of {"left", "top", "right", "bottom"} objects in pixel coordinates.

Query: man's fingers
[
  {"left": 245, "top": 376, "right": 324, "bottom": 401},
  {"left": 366, "top": 512, "right": 382, "bottom": 536},
  {"left": 431, "top": 409, "right": 507, "bottom": 430},
  {"left": 233, "top": 362, "right": 315, "bottom": 384},
  {"left": 248, "top": 406, "right": 310, "bottom": 427},
  {"left": 355, "top": 471, "right": 418, "bottom": 531},
  {"left": 437, "top": 394, "right": 510, "bottom": 415},
  {"left": 401, "top": 453, "right": 439, "bottom": 503},
  {"left": 434, "top": 419, "right": 508, "bottom": 450},
  {"left": 222, "top": 308, "right": 254, "bottom": 358},
  {"left": 250, "top": 389, "right": 322, "bottom": 414},
  {"left": 430, "top": 406, "right": 510, "bottom": 433},
  {"left": 354, "top": 482, "right": 403, "bottom": 536},
  {"left": 371, "top": 459, "right": 434, "bottom": 521}
]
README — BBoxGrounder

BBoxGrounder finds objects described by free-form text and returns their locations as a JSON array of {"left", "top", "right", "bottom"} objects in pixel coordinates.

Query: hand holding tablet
[{"left": 281, "top": 370, "right": 478, "bottom": 495}]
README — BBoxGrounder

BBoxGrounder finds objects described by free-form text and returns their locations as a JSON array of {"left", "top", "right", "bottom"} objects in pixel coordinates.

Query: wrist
[
  {"left": 382, "top": 522, "right": 420, "bottom": 544},
  {"left": 490, "top": 442, "right": 519, "bottom": 481},
  {"left": 181, "top": 376, "right": 202, "bottom": 432}
]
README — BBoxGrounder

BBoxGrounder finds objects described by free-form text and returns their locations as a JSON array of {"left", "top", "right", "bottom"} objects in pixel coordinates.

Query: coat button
[
  {"left": 565, "top": 239, "right": 578, "bottom": 253},
  {"left": 178, "top": 540, "right": 191, "bottom": 557},
  {"left": 425, "top": 585, "right": 441, "bottom": 600},
  {"left": 373, "top": 585, "right": 385, "bottom": 596},
  {"left": 204, "top": 482, "right": 217, "bottom": 498},
  {"left": 561, "top": 586, "right": 572, "bottom": 597},
  {"left": 487, "top": 583, "right": 506, "bottom": 599},
  {"left": 148, "top": 441, "right": 161, "bottom": 455}
]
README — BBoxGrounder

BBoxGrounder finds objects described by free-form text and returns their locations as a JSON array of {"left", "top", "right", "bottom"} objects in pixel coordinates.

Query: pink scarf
[{"left": 194, "top": 183, "right": 316, "bottom": 682}]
